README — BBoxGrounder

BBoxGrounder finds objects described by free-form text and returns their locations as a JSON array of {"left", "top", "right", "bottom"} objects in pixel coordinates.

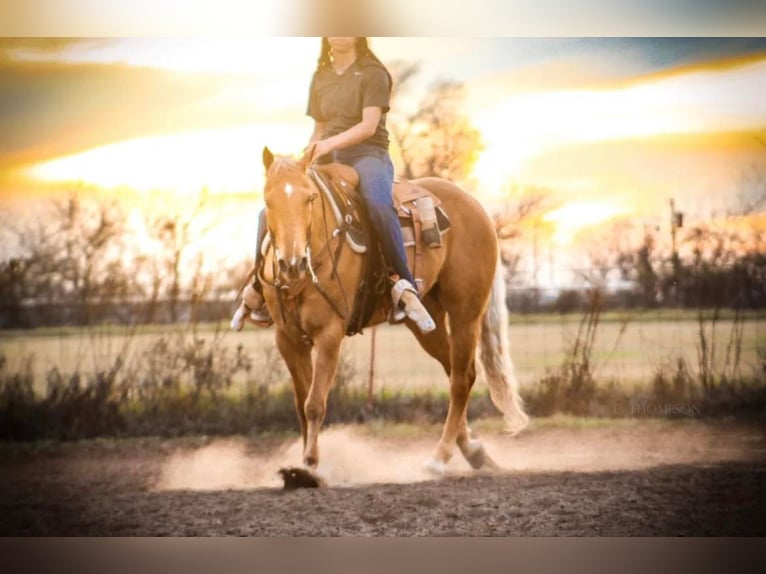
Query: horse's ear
[
  {"left": 263, "top": 147, "right": 274, "bottom": 170},
  {"left": 299, "top": 143, "right": 317, "bottom": 172}
]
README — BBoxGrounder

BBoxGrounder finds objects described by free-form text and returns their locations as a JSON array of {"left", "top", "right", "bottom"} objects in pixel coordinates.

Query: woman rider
[{"left": 232, "top": 37, "right": 435, "bottom": 333}]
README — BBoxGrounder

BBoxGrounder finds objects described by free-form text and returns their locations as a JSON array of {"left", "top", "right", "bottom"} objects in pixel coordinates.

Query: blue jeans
[{"left": 331, "top": 145, "right": 415, "bottom": 286}]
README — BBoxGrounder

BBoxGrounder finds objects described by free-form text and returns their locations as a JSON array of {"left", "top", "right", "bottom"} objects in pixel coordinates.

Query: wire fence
[
  {"left": 341, "top": 310, "right": 764, "bottom": 392},
  {"left": 2, "top": 287, "right": 764, "bottom": 397}
]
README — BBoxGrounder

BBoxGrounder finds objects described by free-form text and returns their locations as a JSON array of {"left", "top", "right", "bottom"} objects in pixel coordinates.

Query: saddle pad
[
  {"left": 316, "top": 163, "right": 443, "bottom": 217},
  {"left": 314, "top": 163, "right": 359, "bottom": 210}
]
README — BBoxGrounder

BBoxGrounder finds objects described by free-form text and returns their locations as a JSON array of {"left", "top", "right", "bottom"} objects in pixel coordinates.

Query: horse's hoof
[
  {"left": 462, "top": 439, "right": 488, "bottom": 470},
  {"left": 464, "top": 444, "right": 501, "bottom": 471},
  {"left": 278, "top": 466, "right": 327, "bottom": 490},
  {"left": 422, "top": 458, "right": 446, "bottom": 477}
]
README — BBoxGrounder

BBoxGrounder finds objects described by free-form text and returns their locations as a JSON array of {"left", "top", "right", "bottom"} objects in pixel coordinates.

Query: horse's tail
[{"left": 478, "top": 253, "right": 529, "bottom": 435}]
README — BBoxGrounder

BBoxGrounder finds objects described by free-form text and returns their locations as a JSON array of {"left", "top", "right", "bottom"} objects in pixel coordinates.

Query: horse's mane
[{"left": 270, "top": 156, "right": 303, "bottom": 177}]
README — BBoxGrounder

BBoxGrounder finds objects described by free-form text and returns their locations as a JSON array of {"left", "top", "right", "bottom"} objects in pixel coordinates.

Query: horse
[{"left": 257, "top": 145, "right": 528, "bottom": 481}]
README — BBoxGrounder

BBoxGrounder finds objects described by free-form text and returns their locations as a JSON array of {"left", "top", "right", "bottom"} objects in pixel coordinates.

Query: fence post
[{"left": 367, "top": 326, "right": 377, "bottom": 410}]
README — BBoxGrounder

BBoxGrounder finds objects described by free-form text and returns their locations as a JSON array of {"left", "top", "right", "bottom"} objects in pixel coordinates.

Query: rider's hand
[{"left": 311, "top": 139, "right": 334, "bottom": 161}]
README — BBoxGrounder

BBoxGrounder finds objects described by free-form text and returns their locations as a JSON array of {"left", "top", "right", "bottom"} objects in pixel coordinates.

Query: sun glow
[
  {"left": 543, "top": 201, "right": 632, "bottom": 245},
  {"left": 10, "top": 38, "right": 318, "bottom": 76},
  {"left": 469, "top": 58, "right": 766, "bottom": 195},
  {"left": 25, "top": 122, "right": 310, "bottom": 195}
]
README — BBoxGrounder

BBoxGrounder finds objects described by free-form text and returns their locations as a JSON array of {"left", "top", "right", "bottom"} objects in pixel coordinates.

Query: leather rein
[{"left": 257, "top": 171, "right": 353, "bottom": 344}]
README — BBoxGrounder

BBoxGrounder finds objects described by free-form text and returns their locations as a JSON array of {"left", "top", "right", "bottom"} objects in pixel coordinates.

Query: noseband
[
  {"left": 268, "top": 191, "right": 318, "bottom": 289},
  {"left": 259, "top": 175, "right": 351, "bottom": 338}
]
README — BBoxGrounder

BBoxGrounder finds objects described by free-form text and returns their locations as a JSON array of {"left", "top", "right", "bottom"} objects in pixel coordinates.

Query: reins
[{"left": 257, "top": 168, "right": 354, "bottom": 342}]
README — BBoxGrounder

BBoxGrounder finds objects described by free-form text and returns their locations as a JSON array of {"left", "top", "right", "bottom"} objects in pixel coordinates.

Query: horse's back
[
  {"left": 411, "top": 177, "right": 499, "bottom": 307},
  {"left": 412, "top": 177, "right": 497, "bottom": 258}
]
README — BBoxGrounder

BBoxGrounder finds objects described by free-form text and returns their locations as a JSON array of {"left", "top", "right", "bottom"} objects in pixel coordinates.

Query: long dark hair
[{"left": 317, "top": 37, "right": 392, "bottom": 89}]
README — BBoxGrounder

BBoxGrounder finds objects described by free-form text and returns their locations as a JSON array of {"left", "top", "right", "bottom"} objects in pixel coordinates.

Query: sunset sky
[{"left": 1, "top": 37, "right": 765, "bottom": 277}]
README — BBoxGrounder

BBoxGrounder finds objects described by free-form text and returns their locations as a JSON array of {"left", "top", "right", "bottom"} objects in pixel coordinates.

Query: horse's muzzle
[{"left": 278, "top": 256, "right": 308, "bottom": 280}]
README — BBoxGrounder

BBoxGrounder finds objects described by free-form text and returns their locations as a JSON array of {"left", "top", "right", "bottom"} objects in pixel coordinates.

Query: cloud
[
  {"left": 469, "top": 54, "right": 766, "bottom": 194},
  {"left": 0, "top": 61, "right": 311, "bottom": 172},
  {"left": 0, "top": 37, "right": 317, "bottom": 74},
  {"left": 0, "top": 38, "right": 96, "bottom": 62}
]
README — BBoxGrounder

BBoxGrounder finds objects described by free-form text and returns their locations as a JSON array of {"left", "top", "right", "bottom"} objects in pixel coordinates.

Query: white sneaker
[
  {"left": 391, "top": 279, "right": 436, "bottom": 333},
  {"left": 230, "top": 305, "right": 248, "bottom": 331},
  {"left": 231, "top": 284, "right": 273, "bottom": 330}
]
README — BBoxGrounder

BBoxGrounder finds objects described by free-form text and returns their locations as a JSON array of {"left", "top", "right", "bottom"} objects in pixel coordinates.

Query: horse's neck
[{"left": 311, "top": 186, "right": 336, "bottom": 249}]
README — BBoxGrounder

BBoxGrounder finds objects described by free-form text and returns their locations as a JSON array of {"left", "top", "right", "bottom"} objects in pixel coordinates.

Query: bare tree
[
  {"left": 0, "top": 257, "right": 31, "bottom": 327},
  {"left": 144, "top": 190, "right": 212, "bottom": 323},
  {"left": 388, "top": 63, "right": 483, "bottom": 183},
  {"left": 733, "top": 162, "right": 766, "bottom": 216},
  {"left": 5, "top": 193, "right": 130, "bottom": 325},
  {"left": 53, "top": 194, "right": 127, "bottom": 323},
  {"left": 6, "top": 206, "right": 61, "bottom": 313},
  {"left": 493, "top": 186, "right": 553, "bottom": 289},
  {"left": 579, "top": 219, "right": 640, "bottom": 290}
]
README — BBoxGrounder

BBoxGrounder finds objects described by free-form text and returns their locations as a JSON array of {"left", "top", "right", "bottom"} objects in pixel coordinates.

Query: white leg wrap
[{"left": 422, "top": 457, "right": 446, "bottom": 477}]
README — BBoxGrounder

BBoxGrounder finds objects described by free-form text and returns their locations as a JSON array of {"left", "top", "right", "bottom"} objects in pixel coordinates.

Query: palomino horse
[{"left": 259, "top": 146, "right": 528, "bottom": 481}]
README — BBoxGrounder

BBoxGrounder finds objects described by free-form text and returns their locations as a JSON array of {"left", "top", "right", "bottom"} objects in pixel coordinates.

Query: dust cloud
[
  {"left": 154, "top": 427, "right": 453, "bottom": 491},
  {"left": 153, "top": 423, "right": 762, "bottom": 491}
]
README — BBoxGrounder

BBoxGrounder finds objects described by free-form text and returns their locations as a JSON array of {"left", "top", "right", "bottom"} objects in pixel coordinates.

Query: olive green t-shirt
[{"left": 306, "top": 55, "right": 391, "bottom": 150}]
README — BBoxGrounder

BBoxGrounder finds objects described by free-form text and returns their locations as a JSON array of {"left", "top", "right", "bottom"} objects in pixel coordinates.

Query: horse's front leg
[
  {"left": 302, "top": 322, "right": 345, "bottom": 468},
  {"left": 275, "top": 328, "right": 313, "bottom": 449}
]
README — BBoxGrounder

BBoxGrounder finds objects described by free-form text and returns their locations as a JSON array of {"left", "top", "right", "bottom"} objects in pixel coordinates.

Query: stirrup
[
  {"left": 247, "top": 306, "right": 273, "bottom": 327},
  {"left": 391, "top": 279, "right": 436, "bottom": 333}
]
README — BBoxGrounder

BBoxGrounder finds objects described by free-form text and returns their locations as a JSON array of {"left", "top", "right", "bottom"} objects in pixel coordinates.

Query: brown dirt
[{"left": 1, "top": 419, "right": 765, "bottom": 536}]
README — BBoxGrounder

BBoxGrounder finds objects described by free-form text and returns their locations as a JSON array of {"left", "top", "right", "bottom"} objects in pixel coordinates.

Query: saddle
[
  {"left": 312, "top": 163, "right": 451, "bottom": 253},
  {"left": 309, "top": 163, "right": 451, "bottom": 336}
]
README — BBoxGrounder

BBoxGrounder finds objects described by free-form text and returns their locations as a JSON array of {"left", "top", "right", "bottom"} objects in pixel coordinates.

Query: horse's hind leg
[
  {"left": 409, "top": 301, "right": 495, "bottom": 473},
  {"left": 456, "top": 416, "right": 499, "bottom": 470},
  {"left": 406, "top": 298, "right": 450, "bottom": 374},
  {"left": 424, "top": 315, "right": 483, "bottom": 475}
]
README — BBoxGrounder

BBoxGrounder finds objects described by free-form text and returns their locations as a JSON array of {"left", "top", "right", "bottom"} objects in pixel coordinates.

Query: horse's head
[{"left": 262, "top": 146, "right": 319, "bottom": 282}]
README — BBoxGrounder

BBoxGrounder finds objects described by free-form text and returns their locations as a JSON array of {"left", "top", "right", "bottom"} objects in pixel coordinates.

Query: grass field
[{"left": 1, "top": 311, "right": 764, "bottom": 395}]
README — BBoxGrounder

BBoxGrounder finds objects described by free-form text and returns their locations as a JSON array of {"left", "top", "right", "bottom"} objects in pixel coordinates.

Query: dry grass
[
  {"left": 2, "top": 316, "right": 762, "bottom": 394},
  {"left": 1, "top": 311, "right": 764, "bottom": 441}
]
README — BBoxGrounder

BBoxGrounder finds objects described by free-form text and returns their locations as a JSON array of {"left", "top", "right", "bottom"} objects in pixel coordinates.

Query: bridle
[
  {"left": 269, "top": 191, "right": 319, "bottom": 288},
  {"left": 259, "top": 170, "right": 351, "bottom": 342}
]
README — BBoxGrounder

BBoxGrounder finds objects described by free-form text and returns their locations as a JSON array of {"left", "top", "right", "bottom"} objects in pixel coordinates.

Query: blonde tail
[{"left": 478, "top": 254, "right": 529, "bottom": 435}]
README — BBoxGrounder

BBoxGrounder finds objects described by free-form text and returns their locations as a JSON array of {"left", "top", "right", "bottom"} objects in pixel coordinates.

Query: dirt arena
[{"left": 2, "top": 419, "right": 765, "bottom": 536}]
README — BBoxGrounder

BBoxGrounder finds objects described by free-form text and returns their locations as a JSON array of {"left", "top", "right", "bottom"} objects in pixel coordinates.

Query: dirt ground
[{"left": 1, "top": 419, "right": 765, "bottom": 536}]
